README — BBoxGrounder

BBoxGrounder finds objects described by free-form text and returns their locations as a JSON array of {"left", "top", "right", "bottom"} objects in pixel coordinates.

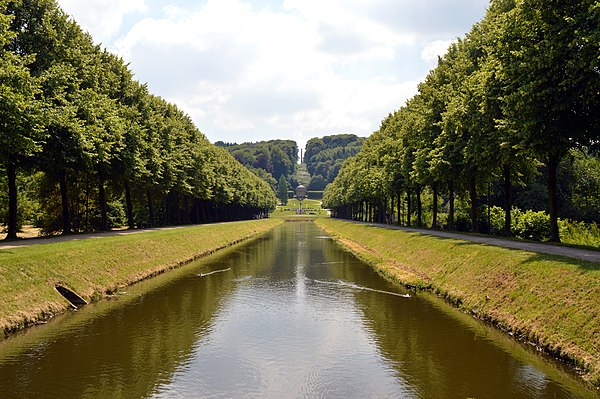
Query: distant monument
[{"left": 295, "top": 185, "right": 306, "bottom": 214}]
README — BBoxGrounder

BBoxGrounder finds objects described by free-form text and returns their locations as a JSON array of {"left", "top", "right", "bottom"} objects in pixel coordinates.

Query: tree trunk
[
  {"left": 125, "top": 181, "right": 134, "bottom": 229},
  {"left": 146, "top": 188, "right": 155, "bottom": 227},
  {"left": 431, "top": 182, "right": 439, "bottom": 229},
  {"left": 503, "top": 164, "right": 512, "bottom": 237},
  {"left": 390, "top": 194, "right": 395, "bottom": 224},
  {"left": 448, "top": 179, "right": 455, "bottom": 231},
  {"left": 548, "top": 154, "right": 561, "bottom": 242},
  {"left": 416, "top": 185, "right": 422, "bottom": 227},
  {"left": 397, "top": 192, "right": 402, "bottom": 225},
  {"left": 6, "top": 157, "right": 18, "bottom": 240},
  {"left": 183, "top": 195, "right": 190, "bottom": 224},
  {"left": 165, "top": 193, "right": 171, "bottom": 226},
  {"left": 406, "top": 187, "right": 412, "bottom": 227},
  {"left": 99, "top": 175, "right": 107, "bottom": 231},
  {"left": 470, "top": 174, "right": 479, "bottom": 233},
  {"left": 59, "top": 169, "right": 71, "bottom": 234}
]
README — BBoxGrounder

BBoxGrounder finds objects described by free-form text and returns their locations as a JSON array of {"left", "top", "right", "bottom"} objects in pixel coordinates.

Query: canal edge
[
  {"left": 1, "top": 219, "right": 284, "bottom": 338},
  {"left": 314, "top": 218, "right": 600, "bottom": 390}
]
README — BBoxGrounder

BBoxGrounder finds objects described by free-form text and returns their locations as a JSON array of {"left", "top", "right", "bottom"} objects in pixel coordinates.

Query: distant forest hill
[
  {"left": 305, "top": 135, "right": 365, "bottom": 190},
  {"left": 215, "top": 140, "right": 298, "bottom": 191},
  {"left": 215, "top": 134, "right": 365, "bottom": 193}
]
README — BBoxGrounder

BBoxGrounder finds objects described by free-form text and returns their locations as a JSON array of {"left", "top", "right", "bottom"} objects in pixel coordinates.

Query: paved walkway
[{"left": 354, "top": 221, "right": 600, "bottom": 264}]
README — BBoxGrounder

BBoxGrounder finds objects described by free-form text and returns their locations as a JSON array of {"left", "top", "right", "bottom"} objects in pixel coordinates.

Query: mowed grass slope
[
  {"left": 0, "top": 219, "right": 282, "bottom": 334},
  {"left": 315, "top": 218, "right": 600, "bottom": 386}
]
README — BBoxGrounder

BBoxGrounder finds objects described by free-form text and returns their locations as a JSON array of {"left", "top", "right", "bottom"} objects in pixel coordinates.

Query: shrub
[
  {"left": 511, "top": 208, "right": 550, "bottom": 241},
  {"left": 454, "top": 210, "right": 472, "bottom": 232},
  {"left": 478, "top": 205, "right": 506, "bottom": 235},
  {"left": 559, "top": 219, "right": 600, "bottom": 247}
]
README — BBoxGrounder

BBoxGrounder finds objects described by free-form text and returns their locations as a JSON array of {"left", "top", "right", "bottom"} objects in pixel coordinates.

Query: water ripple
[{"left": 312, "top": 279, "right": 411, "bottom": 298}]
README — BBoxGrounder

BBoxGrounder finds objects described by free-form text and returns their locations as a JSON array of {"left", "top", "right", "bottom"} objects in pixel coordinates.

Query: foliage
[
  {"left": 215, "top": 139, "right": 298, "bottom": 182},
  {"left": 308, "top": 174, "right": 327, "bottom": 191},
  {"left": 560, "top": 149, "right": 600, "bottom": 222},
  {"left": 0, "top": 0, "right": 277, "bottom": 237},
  {"left": 510, "top": 208, "right": 551, "bottom": 241},
  {"left": 559, "top": 219, "right": 600, "bottom": 248},
  {"left": 305, "top": 134, "right": 365, "bottom": 187},
  {"left": 323, "top": 0, "right": 600, "bottom": 243},
  {"left": 277, "top": 175, "right": 288, "bottom": 206}
]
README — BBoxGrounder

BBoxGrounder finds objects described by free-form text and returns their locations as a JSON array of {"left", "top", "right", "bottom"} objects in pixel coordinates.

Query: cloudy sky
[{"left": 57, "top": 0, "right": 489, "bottom": 150}]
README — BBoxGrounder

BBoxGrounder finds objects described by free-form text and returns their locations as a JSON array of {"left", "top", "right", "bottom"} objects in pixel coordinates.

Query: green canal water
[{"left": 0, "top": 222, "right": 597, "bottom": 398}]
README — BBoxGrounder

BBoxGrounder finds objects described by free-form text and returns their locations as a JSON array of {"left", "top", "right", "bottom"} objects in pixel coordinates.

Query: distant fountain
[{"left": 295, "top": 185, "right": 306, "bottom": 214}]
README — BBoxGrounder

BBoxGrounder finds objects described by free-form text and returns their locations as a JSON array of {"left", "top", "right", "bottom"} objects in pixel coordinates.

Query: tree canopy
[
  {"left": 304, "top": 134, "right": 365, "bottom": 190},
  {"left": 215, "top": 139, "right": 298, "bottom": 191},
  {"left": 324, "top": 0, "right": 600, "bottom": 242},
  {"left": 1, "top": 0, "right": 276, "bottom": 238}
]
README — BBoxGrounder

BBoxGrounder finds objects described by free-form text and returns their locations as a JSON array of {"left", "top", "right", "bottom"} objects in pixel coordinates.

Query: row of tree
[
  {"left": 323, "top": 0, "right": 599, "bottom": 242},
  {"left": 1, "top": 0, "right": 277, "bottom": 239}
]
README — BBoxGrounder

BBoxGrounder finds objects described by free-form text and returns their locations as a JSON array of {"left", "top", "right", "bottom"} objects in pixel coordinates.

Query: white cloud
[
  {"left": 420, "top": 39, "right": 457, "bottom": 62},
  {"left": 59, "top": 0, "right": 147, "bottom": 43},
  {"left": 56, "top": 0, "right": 488, "bottom": 148}
]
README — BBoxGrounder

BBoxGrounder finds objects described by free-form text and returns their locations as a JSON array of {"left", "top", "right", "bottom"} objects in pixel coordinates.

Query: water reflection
[{"left": 0, "top": 222, "right": 596, "bottom": 398}]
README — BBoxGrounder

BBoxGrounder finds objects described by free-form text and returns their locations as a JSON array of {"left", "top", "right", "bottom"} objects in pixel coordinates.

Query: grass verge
[
  {"left": 315, "top": 218, "right": 600, "bottom": 387},
  {"left": 0, "top": 219, "right": 283, "bottom": 335}
]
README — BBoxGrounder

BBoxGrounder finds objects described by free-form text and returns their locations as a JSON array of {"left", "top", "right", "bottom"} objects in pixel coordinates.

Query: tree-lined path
[{"left": 354, "top": 221, "right": 600, "bottom": 264}]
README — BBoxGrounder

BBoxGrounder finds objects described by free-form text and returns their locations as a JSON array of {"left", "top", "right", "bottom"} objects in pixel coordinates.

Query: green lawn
[{"left": 272, "top": 198, "right": 328, "bottom": 218}]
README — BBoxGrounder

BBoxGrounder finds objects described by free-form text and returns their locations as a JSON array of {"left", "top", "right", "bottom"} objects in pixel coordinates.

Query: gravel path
[{"left": 353, "top": 221, "right": 600, "bottom": 264}]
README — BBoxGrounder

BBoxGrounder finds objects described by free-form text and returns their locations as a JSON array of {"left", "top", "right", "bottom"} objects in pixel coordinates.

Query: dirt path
[
  {"left": 355, "top": 221, "right": 600, "bottom": 264},
  {"left": 0, "top": 226, "right": 189, "bottom": 250}
]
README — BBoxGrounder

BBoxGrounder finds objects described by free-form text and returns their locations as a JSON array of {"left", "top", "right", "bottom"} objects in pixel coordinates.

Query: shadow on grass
[
  {"left": 392, "top": 227, "right": 600, "bottom": 272},
  {"left": 518, "top": 252, "right": 600, "bottom": 272}
]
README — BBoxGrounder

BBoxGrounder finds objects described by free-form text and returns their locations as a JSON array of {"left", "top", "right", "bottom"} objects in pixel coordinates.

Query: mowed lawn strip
[
  {"left": 315, "top": 218, "right": 600, "bottom": 387},
  {"left": 0, "top": 219, "right": 283, "bottom": 334}
]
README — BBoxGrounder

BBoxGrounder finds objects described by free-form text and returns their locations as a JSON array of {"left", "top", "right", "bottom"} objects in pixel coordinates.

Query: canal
[{"left": 0, "top": 222, "right": 597, "bottom": 398}]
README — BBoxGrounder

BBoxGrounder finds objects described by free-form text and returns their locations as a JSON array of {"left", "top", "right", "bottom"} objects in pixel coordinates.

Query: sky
[{"left": 57, "top": 0, "right": 489, "bottom": 151}]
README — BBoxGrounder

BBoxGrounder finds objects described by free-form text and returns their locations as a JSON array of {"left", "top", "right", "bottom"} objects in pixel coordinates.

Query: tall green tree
[
  {"left": 497, "top": 0, "right": 600, "bottom": 241},
  {"left": 0, "top": 1, "right": 42, "bottom": 240},
  {"left": 277, "top": 175, "right": 288, "bottom": 206}
]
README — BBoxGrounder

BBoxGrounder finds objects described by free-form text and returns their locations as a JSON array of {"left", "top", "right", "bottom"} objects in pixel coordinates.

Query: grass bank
[
  {"left": 0, "top": 219, "right": 283, "bottom": 335},
  {"left": 315, "top": 218, "right": 600, "bottom": 387}
]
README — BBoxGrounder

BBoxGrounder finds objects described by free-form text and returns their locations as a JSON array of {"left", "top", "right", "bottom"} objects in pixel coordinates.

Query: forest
[
  {"left": 304, "top": 134, "right": 365, "bottom": 190},
  {"left": 215, "top": 140, "right": 298, "bottom": 191},
  {"left": 216, "top": 135, "right": 364, "bottom": 195},
  {"left": 323, "top": 0, "right": 600, "bottom": 243},
  {"left": 0, "top": 0, "right": 277, "bottom": 240}
]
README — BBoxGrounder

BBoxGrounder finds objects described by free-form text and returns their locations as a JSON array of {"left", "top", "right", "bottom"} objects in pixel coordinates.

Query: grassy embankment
[
  {"left": 0, "top": 219, "right": 283, "bottom": 335},
  {"left": 315, "top": 218, "right": 600, "bottom": 387}
]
